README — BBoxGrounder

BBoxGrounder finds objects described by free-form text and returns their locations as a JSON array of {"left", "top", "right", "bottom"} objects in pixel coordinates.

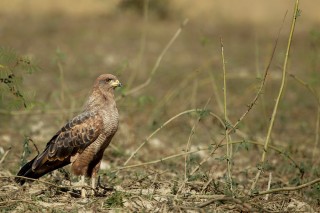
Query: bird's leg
[
  {"left": 91, "top": 176, "right": 96, "bottom": 196},
  {"left": 91, "top": 177, "right": 96, "bottom": 189},
  {"left": 81, "top": 175, "right": 86, "bottom": 198},
  {"left": 90, "top": 161, "right": 101, "bottom": 196}
]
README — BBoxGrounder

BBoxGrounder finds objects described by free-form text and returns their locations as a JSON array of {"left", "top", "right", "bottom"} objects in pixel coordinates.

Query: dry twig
[
  {"left": 289, "top": 73, "right": 320, "bottom": 165},
  {"left": 254, "top": 177, "right": 320, "bottom": 196},
  {"left": 220, "top": 37, "right": 233, "bottom": 192},
  {"left": 251, "top": 0, "right": 299, "bottom": 191},
  {"left": 114, "top": 140, "right": 299, "bottom": 176},
  {"left": 0, "top": 147, "right": 11, "bottom": 164},
  {"left": 118, "top": 19, "right": 189, "bottom": 100},
  {"left": 186, "top": 10, "right": 284, "bottom": 178}
]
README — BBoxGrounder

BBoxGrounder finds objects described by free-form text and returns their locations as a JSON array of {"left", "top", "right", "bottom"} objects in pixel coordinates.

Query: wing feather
[{"left": 32, "top": 111, "right": 103, "bottom": 170}]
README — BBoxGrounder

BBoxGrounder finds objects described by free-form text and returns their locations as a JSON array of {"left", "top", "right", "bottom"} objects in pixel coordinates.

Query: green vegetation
[
  {"left": 0, "top": 48, "right": 38, "bottom": 110},
  {"left": 104, "top": 191, "right": 124, "bottom": 208}
]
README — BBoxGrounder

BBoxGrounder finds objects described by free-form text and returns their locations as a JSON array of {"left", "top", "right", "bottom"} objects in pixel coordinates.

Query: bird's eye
[{"left": 106, "top": 78, "right": 112, "bottom": 82}]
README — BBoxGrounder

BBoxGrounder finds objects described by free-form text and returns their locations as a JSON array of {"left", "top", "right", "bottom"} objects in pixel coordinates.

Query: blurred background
[{"left": 0, "top": 0, "right": 320, "bottom": 206}]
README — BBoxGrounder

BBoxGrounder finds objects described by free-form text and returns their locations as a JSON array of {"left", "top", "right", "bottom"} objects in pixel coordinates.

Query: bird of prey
[{"left": 15, "top": 74, "right": 122, "bottom": 198}]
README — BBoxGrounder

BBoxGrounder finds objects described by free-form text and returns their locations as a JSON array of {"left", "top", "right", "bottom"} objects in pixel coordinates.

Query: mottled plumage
[{"left": 15, "top": 74, "right": 121, "bottom": 196}]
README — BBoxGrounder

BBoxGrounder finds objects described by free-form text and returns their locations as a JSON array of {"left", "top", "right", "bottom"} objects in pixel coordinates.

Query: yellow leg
[{"left": 81, "top": 176, "right": 86, "bottom": 198}]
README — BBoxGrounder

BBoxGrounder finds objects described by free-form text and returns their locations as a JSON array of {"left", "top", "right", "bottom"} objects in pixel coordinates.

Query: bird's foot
[
  {"left": 97, "top": 175, "right": 114, "bottom": 191},
  {"left": 74, "top": 176, "right": 88, "bottom": 198}
]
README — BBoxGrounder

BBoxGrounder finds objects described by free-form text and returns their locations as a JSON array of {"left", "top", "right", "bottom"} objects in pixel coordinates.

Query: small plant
[
  {"left": 19, "top": 136, "right": 32, "bottom": 167},
  {"left": 104, "top": 191, "right": 124, "bottom": 208},
  {"left": 0, "top": 47, "right": 38, "bottom": 110}
]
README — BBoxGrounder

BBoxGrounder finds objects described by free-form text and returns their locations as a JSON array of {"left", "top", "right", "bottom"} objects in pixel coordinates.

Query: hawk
[{"left": 15, "top": 74, "right": 122, "bottom": 198}]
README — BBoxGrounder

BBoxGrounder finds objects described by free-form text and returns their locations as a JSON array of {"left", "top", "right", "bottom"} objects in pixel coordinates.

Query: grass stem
[
  {"left": 250, "top": 0, "right": 300, "bottom": 192},
  {"left": 220, "top": 37, "right": 233, "bottom": 192}
]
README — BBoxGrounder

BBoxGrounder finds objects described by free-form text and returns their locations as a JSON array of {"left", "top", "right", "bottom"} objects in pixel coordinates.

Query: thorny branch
[{"left": 187, "top": 6, "right": 288, "bottom": 179}]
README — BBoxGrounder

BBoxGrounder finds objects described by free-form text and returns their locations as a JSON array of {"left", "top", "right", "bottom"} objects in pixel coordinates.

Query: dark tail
[
  {"left": 15, "top": 157, "right": 38, "bottom": 185},
  {"left": 15, "top": 156, "right": 70, "bottom": 185}
]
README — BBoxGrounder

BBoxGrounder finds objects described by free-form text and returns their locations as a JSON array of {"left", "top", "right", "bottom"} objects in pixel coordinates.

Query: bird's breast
[{"left": 101, "top": 106, "right": 119, "bottom": 136}]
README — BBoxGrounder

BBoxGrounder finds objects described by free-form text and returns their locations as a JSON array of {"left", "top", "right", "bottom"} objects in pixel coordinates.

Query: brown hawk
[{"left": 15, "top": 74, "right": 122, "bottom": 198}]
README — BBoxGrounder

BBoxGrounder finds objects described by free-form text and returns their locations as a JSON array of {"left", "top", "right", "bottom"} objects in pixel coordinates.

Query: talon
[{"left": 97, "top": 176, "right": 114, "bottom": 191}]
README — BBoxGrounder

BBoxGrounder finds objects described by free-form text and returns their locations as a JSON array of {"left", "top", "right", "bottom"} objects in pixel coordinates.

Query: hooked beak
[{"left": 110, "top": 79, "right": 122, "bottom": 88}]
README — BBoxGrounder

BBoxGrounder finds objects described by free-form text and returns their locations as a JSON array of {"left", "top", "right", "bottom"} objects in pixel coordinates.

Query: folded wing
[{"left": 16, "top": 111, "right": 103, "bottom": 184}]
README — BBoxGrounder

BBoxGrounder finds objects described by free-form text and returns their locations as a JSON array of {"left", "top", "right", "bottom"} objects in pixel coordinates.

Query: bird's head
[
  {"left": 84, "top": 74, "right": 121, "bottom": 110},
  {"left": 95, "top": 74, "right": 122, "bottom": 96}
]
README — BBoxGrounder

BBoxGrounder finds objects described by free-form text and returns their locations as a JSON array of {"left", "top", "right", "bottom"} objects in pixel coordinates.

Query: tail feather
[
  {"left": 15, "top": 157, "right": 38, "bottom": 185},
  {"left": 15, "top": 156, "right": 70, "bottom": 185}
]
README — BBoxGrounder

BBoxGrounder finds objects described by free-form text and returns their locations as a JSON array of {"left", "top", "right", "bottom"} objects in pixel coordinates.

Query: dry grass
[{"left": 1, "top": 0, "right": 320, "bottom": 212}]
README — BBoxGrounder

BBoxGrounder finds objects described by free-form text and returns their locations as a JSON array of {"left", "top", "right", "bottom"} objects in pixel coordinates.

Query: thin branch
[
  {"left": 288, "top": 73, "right": 320, "bottom": 105},
  {"left": 0, "top": 199, "right": 45, "bottom": 207},
  {"left": 254, "top": 177, "right": 320, "bottom": 196},
  {"left": 0, "top": 147, "right": 11, "bottom": 164},
  {"left": 28, "top": 137, "right": 40, "bottom": 155},
  {"left": 265, "top": 172, "right": 272, "bottom": 200},
  {"left": 198, "top": 196, "right": 255, "bottom": 211},
  {"left": 198, "top": 177, "right": 320, "bottom": 209},
  {"left": 113, "top": 140, "right": 299, "bottom": 175},
  {"left": 122, "top": 108, "right": 203, "bottom": 166},
  {"left": 114, "top": 148, "right": 209, "bottom": 172},
  {"left": 288, "top": 72, "right": 320, "bottom": 165},
  {"left": 189, "top": 6, "right": 286, "bottom": 177},
  {"left": 201, "top": 176, "right": 214, "bottom": 194},
  {"left": 220, "top": 37, "right": 233, "bottom": 192},
  {"left": 118, "top": 19, "right": 189, "bottom": 100},
  {"left": 242, "top": 140, "right": 300, "bottom": 170},
  {"left": 184, "top": 108, "right": 202, "bottom": 179},
  {"left": 250, "top": 0, "right": 299, "bottom": 192},
  {"left": 197, "top": 196, "right": 232, "bottom": 208},
  {"left": 176, "top": 99, "right": 211, "bottom": 197},
  {"left": 118, "top": 188, "right": 225, "bottom": 199},
  {"left": 207, "top": 69, "right": 224, "bottom": 123},
  {"left": 0, "top": 175, "right": 94, "bottom": 191}
]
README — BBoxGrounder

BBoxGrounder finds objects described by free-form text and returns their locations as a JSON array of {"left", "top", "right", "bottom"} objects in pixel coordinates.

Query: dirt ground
[{"left": 1, "top": 0, "right": 320, "bottom": 212}]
